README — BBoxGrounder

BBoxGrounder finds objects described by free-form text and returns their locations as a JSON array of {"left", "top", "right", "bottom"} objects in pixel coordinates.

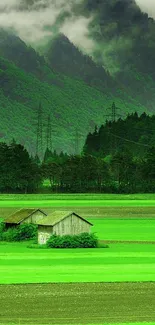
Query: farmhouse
[
  {"left": 5, "top": 208, "right": 47, "bottom": 228},
  {"left": 37, "top": 211, "right": 93, "bottom": 245}
]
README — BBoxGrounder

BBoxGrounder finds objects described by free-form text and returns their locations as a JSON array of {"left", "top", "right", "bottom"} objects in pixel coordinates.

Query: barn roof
[
  {"left": 5, "top": 208, "right": 47, "bottom": 224},
  {"left": 37, "top": 211, "right": 93, "bottom": 227}
]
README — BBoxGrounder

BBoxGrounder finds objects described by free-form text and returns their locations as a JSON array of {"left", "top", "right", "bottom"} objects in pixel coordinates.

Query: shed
[
  {"left": 5, "top": 208, "right": 47, "bottom": 228},
  {"left": 37, "top": 211, "right": 93, "bottom": 245}
]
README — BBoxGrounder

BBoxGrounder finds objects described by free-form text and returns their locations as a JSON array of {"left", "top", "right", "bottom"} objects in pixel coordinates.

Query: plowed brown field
[{"left": 0, "top": 282, "right": 155, "bottom": 324}]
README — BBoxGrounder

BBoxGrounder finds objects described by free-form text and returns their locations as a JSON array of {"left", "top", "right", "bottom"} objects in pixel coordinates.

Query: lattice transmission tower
[
  {"left": 104, "top": 102, "right": 122, "bottom": 153},
  {"left": 35, "top": 101, "right": 43, "bottom": 159},
  {"left": 46, "top": 114, "right": 52, "bottom": 151},
  {"left": 74, "top": 128, "right": 84, "bottom": 155}
]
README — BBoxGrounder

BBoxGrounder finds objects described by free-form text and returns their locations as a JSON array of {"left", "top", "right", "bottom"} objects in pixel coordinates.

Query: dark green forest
[
  {"left": 1, "top": 112, "right": 155, "bottom": 194},
  {"left": 84, "top": 109, "right": 155, "bottom": 157}
]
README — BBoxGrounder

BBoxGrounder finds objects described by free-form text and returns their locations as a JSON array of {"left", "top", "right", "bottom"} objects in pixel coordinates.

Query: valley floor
[
  {"left": 0, "top": 242, "right": 155, "bottom": 284},
  {"left": 0, "top": 194, "right": 155, "bottom": 324}
]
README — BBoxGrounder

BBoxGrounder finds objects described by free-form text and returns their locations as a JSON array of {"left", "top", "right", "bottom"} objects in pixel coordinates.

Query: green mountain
[
  {"left": 1, "top": 0, "right": 155, "bottom": 155},
  {"left": 44, "top": 0, "right": 155, "bottom": 111},
  {"left": 0, "top": 49, "right": 139, "bottom": 157},
  {"left": 83, "top": 0, "right": 155, "bottom": 110},
  {"left": 0, "top": 29, "right": 146, "bottom": 157}
]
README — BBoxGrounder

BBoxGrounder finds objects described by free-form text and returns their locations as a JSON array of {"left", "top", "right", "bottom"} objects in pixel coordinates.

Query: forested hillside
[
  {"left": 84, "top": 0, "right": 155, "bottom": 110},
  {"left": 44, "top": 0, "right": 155, "bottom": 110},
  {"left": 0, "top": 29, "right": 147, "bottom": 157},
  {"left": 1, "top": 55, "right": 137, "bottom": 156},
  {"left": 84, "top": 111, "right": 155, "bottom": 157},
  {"left": 1, "top": 0, "right": 155, "bottom": 155}
]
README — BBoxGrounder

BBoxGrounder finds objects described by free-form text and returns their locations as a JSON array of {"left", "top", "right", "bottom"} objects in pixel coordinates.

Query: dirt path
[{"left": 102, "top": 240, "right": 155, "bottom": 244}]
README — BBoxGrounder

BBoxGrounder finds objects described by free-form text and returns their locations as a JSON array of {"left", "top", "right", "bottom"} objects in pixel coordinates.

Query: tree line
[
  {"left": 83, "top": 111, "right": 155, "bottom": 157},
  {"left": 1, "top": 112, "right": 155, "bottom": 193}
]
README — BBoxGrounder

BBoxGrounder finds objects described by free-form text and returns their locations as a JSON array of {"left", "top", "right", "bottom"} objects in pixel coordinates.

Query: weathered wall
[
  {"left": 20, "top": 211, "right": 46, "bottom": 225},
  {"left": 53, "top": 214, "right": 90, "bottom": 236},
  {"left": 38, "top": 214, "right": 91, "bottom": 245},
  {"left": 38, "top": 225, "right": 53, "bottom": 245}
]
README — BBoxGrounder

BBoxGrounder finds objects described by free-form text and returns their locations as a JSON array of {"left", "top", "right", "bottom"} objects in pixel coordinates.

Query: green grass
[
  {"left": 1, "top": 193, "right": 155, "bottom": 209},
  {"left": 0, "top": 193, "right": 155, "bottom": 200},
  {"left": 89, "top": 218, "right": 155, "bottom": 241},
  {"left": 0, "top": 242, "right": 155, "bottom": 284},
  {"left": 1, "top": 193, "right": 155, "bottom": 208},
  {"left": 1, "top": 199, "right": 155, "bottom": 208}
]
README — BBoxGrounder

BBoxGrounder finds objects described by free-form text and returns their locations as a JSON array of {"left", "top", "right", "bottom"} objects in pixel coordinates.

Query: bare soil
[{"left": 0, "top": 282, "right": 155, "bottom": 324}]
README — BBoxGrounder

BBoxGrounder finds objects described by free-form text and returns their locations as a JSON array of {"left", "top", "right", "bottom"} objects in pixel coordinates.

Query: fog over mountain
[
  {"left": 0, "top": 0, "right": 93, "bottom": 53},
  {"left": 0, "top": 0, "right": 154, "bottom": 68},
  {"left": 1, "top": 0, "right": 155, "bottom": 154},
  {"left": 136, "top": 0, "right": 155, "bottom": 18}
]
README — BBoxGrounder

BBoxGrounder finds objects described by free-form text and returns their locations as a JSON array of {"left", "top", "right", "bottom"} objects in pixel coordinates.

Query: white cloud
[
  {"left": 136, "top": 0, "right": 155, "bottom": 18},
  {"left": 0, "top": 0, "right": 91, "bottom": 48},
  {"left": 60, "top": 16, "right": 94, "bottom": 54}
]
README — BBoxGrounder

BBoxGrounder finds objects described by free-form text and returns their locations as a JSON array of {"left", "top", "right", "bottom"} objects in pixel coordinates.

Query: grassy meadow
[
  {"left": 89, "top": 218, "right": 155, "bottom": 241},
  {"left": 1, "top": 242, "right": 155, "bottom": 284},
  {"left": 0, "top": 193, "right": 155, "bottom": 324},
  {"left": 1, "top": 193, "right": 155, "bottom": 208}
]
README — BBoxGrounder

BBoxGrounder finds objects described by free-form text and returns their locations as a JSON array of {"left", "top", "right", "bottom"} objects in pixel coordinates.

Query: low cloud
[
  {"left": 136, "top": 0, "right": 155, "bottom": 18},
  {"left": 60, "top": 16, "right": 94, "bottom": 54},
  {"left": 1, "top": 0, "right": 154, "bottom": 75},
  {"left": 0, "top": 0, "right": 94, "bottom": 53}
]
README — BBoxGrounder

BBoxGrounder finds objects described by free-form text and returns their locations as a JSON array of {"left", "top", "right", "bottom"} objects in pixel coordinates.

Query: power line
[
  {"left": 109, "top": 131, "right": 152, "bottom": 148},
  {"left": 74, "top": 128, "right": 84, "bottom": 155}
]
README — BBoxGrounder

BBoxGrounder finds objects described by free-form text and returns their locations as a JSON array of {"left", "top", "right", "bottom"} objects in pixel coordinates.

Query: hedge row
[
  {"left": 0, "top": 222, "right": 37, "bottom": 241},
  {"left": 47, "top": 232, "right": 98, "bottom": 248}
]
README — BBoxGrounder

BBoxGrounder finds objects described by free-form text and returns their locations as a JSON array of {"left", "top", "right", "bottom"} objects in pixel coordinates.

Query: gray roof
[
  {"left": 5, "top": 208, "right": 47, "bottom": 224},
  {"left": 37, "top": 211, "right": 93, "bottom": 227}
]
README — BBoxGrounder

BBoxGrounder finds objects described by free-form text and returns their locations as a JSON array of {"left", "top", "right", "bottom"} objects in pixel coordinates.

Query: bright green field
[
  {"left": 0, "top": 242, "right": 155, "bottom": 284},
  {"left": 1, "top": 193, "right": 155, "bottom": 200},
  {"left": 0, "top": 195, "right": 155, "bottom": 325},
  {"left": 1, "top": 199, "right": 155, "bottom": 207},
  {"left": 1, "top": 194, "right": 155, "bottom": 208},
  {"left": 89, "top": 218, "right": 155, "bottom": 241}
]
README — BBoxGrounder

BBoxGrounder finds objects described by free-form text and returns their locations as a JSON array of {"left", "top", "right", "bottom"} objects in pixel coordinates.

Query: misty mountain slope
[
  {"left": 1, "top": 55, "right": 140, "bottom": 155},
  {"left": 0, "top": 29, "right": 47, "bottom": 79},
  {"left": 45, "top": 34, "right": 115, "bottom": 93},
  {"left": 44, "top": 32, "right": 155, "bottom": 112},
  {"left": 1, "top": 0, "right": 155, "bottom": 154},
  {"left": 81, "top": 0, "right": 155, "bottom": 109},
  {"left": 0, "top": 29, "right": 116, "bottom": 96}
]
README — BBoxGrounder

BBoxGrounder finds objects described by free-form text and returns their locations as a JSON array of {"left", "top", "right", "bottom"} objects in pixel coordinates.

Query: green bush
[
  {"left": 0, "top": 223, "right": 37, "bottom": 242},
  {"left": 2, "top": 227, "right": 19, "bottom": 241},
  {"left": 15, "top": 224, "right": 37, "bottom": 241},
  {"left": 0, "top": 222, "right": 6, "bottom": 240},
  {"left": 76, "top": 232, "right": 98, "bottom": 248},
  {"left": 47, "top": 232, "right": 98, "bottom": 248}
]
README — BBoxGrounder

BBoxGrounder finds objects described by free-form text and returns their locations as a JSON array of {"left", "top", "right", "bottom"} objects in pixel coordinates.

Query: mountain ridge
[{"left": 0, "top": 0, "right": 155, "bottom": 154}]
